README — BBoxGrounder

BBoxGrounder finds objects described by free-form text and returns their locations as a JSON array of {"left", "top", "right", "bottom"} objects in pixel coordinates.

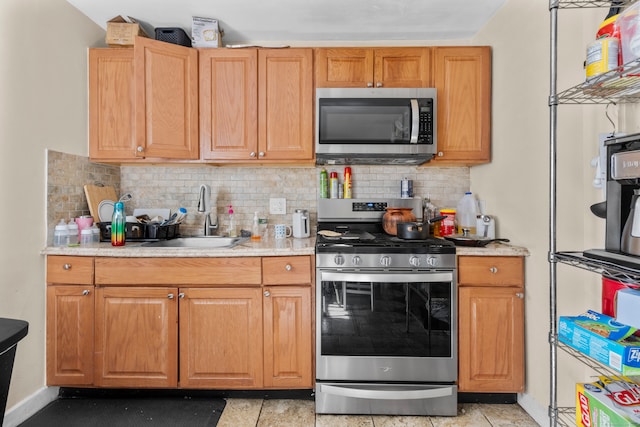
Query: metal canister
[{"left": 401, "top": 178, "right": 413, "bottom": 199}]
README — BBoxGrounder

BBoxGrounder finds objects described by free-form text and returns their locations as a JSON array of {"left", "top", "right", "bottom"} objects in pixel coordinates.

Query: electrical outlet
[{"left": 269, "top": 198, "right": 286, "bottom": 215}]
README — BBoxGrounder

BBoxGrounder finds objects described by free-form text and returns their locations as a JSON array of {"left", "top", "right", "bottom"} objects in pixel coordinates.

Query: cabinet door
[
  {"left": 89, "top": 49, "right": 137, "bottom": 161},
  {"left": 458, "top": 286, "right": 524, "bottom": 392},
  {"left": 46, "top": 286, "right": 94, "bottom": 386},
  {"left": 263, "top": 286, "right": 312, "bottom": 388},
  {"left": 374, "top": 47, "right": 432, "bottom": 88},
  {"left": 179, "top": 287, "right": 263, "bottom": 389},
  {"left": 258, "top": 49, "right": 314, "bottom": 160},
  {"left": 433, "top": 46, "right": 491, "bottom": 165},
  {"left": 315, "top": 48, "right": 374, "bottom": 87},
  {"left": 200, "top": 49, "right": 258, "bottom": 160},
  {"left": 94, "top": 286, "right": 178, "bottom": 388},
  {"left": 134, "top": 37, "right": 199, "bottom": 160}
]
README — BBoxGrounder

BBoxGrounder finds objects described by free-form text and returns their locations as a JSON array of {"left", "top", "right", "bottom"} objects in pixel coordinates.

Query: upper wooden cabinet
[
  {"left": 89, "top": 37, "right": 199, "bottom": 162},
  {"left": 315, "top": 47, "right": 432, "bottom": 88},
  {"left": 431, "top": 46, "right": 491, "bottom": 165},
  {"left": 200, "top": 48, "right": 314, "bottom": 162}
]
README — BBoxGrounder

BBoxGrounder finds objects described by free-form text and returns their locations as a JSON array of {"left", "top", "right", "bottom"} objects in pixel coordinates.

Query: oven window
[
  {"left": 318, "top": 99, "right": 411, "bottom": 144},
  {"left": 319, "top": 279, "right": 452, "bottom": 358}
]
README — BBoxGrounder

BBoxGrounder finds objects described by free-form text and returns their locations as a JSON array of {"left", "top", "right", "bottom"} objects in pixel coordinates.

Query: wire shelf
[
  {"left": 554, "top": 251, "right": 640, "bottom": 283},
  {"left": 554, "top": 0, "right": 636, "bottom": 8}
]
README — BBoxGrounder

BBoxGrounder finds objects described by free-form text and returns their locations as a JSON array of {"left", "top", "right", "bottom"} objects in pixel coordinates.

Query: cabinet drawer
[
  {"left": 458, "top": 256, "right": 523, "bottom": 287},
  {"left": 262, "top": 256, "right": 311, "bottom": 285},
  {"left": 47, "top": 256, "right": 94, "bottom": 285},
  {"left": 95, "top": 257, "right": 262, "bottom": 286}
]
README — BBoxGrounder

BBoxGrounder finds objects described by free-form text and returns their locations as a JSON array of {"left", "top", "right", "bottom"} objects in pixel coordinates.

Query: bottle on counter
[
  {"left": 329, "top": 171, "right": 339, "bottom": 198},
  {"left": 344, "top": 167, "right": 352, "bottom": 199},
  {"left": 80, "top": 228, "right": 93, "bottom": 245},
  {"left": 67, "top": 218, "right": 79, "bottom": 244},
  {"left": 456, "top": 192, "right": 479, "bottom": 235},
  {"left": 91, "top": 224, "right": 101, "bottom": 243},
  {"left": 423, "top": 195, "right": 438, "bottom": 236},
  {"left": 111, "top": 201, "right": 126, "bottom": 246},
  {"left": 320, "top": 169, "right": 329, "bottom": 199},
  {"left": 251, "top": 211, "right": 261, "bottom": 241},
  {"left": 228, "top": 205, "right": 237, "bottom": 237},
  {"left": 53, "top": 219, "right": 69, "bottom": 246}
]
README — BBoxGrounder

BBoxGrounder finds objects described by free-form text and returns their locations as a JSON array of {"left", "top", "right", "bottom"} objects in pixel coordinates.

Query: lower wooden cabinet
[
  {"left": 457, "top": 256, "right": 525, "bottom": 393},
  {"left": 46, "top": 255, "right": 313, "bottom": 390}
]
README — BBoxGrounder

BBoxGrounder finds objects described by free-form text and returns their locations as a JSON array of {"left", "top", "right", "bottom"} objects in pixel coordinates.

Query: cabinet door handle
[
  {"left": 366, "top": 82, "right": 373, "bottom": 87},
  {"left": 178, "top": 293, "right": 185, "bottom": 299},
  {"left": 376, "top": 81, "right": 383, "bottom": 87},
  {"left": 264, "top": 290, "right": 271, "bottom": 297},
  {"left": 285, "top": 264, "right": 292, "bottom": 271},
  {"left": 437, "top": 152, "right": 444, "bottom": 157},
  {"left": 135, "top": 146, "right": 144, "bottom": 157},
  {"left": 250, "top": 151, "right": 256, "bottom": 158},
  {"left": 82, "top": 289, "right": 90, "bottom": 296},
  {"left": 516, "top": 292, "right": 524, "bottom": 299},
  {"left": 63, "top": 264, "right": 72, "bottom": 270},
  {"left": 259, "top": 152, "right": 265, "bottom": 158},
  {"left": 489, "top": 267, "right": 498, "bottom": 274},
  {"left": 168, "top": 293, "right": 174, "bottom": 299}
]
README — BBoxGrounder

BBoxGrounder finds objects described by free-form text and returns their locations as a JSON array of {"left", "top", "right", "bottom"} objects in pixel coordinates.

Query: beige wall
[
  {"left": 474, "top": 0, "right": 618, "bottom": 422},
  {"left": 0, "top": 0, "right": 103, "bottom": 413}
]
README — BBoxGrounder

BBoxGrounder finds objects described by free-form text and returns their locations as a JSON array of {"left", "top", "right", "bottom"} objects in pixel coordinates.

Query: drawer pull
[
  {"left": 489, "top": 267, "right": 498, "bottom": 274},
  {"left": 82, "top": 290, "right": 90, "bottom": 296},
  {"left": 285, "top": 264, "right": 292, "bottom": 271},
  {"left": 516, "top": 292, "right": 524, "bottom": 299},
  {"left": 178, "top": 293, "right": 185, "bottom": 299},
  {"left": 63, "top": 264, "right": 72, "bottom": 270},
  {"left": 168, "top": 293, "right": 174, "bottom": 299}
]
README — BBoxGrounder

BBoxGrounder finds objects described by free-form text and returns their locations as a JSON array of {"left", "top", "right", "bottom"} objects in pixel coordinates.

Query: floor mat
[{"left": 19, "top": 396, "right": 226, "bottom": 427}]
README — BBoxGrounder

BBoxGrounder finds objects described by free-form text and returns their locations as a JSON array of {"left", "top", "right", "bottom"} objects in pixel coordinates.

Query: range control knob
[
  {"left": 334, "top": 255, "right": 345, "bottom": 266},
  {"left": 380, "top": 256, "right": 392, "bottom": 267},
  {"left": 352, "top": 256, "right": 362, "bottom": 266},
  {"left": 426, "top": 257, "right": 438, "bottom": 267},
  {"left": 409, "top": 256, "right": 421, "bottom": 267}
]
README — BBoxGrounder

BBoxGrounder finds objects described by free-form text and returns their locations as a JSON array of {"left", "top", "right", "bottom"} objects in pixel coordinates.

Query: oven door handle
[
  {"left": 320, "top": 271, "right": 453, "bottom": 283},
  {"left": 317, "top": 383, "right": 454, "bottom": 401}
]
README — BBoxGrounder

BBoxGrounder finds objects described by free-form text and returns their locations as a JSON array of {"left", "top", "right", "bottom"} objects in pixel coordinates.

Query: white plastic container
[
  {"left": 617, "top": 2, "right": 640, "bottom": 64},
  {"left": 456, "top": 192, "right": 479, "bottom": 235},
  {"left": 53, "top": 219, "right": 69, "bottom": 246},
  {"left": 80, "top": 228, "right": 94, "bottom": 245},
  {"left": 67, "top": 218, "right": 79, "bottom": 244}
]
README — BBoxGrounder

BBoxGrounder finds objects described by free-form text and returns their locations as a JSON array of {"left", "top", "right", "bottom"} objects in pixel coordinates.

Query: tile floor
[{"left": 216, "top": 399, "right": 541, "bottom": 427}]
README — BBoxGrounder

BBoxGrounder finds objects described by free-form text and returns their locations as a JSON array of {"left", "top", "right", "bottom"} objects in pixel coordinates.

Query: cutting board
[{"left": 84, "top": 184, "right": 118, "bottom": 220}]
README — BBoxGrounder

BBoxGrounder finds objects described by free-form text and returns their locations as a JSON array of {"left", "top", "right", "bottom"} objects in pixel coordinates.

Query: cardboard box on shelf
[
  {"left": 192, "top": 16, "right": 223, "bottom": 48},
  {"left": 558, "top": 310, "right": 640, "bottom": 375},
  {"left": 106, "top": 15, "right": 150, "bottom": 47},
  {"left": 576, "top": 376, "right": 640, "bottom": 426}
]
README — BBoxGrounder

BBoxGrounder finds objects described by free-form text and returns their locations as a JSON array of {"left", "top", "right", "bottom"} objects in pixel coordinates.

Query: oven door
[{"left": 316, "top": 269, "right": 456, "bottom": 383}]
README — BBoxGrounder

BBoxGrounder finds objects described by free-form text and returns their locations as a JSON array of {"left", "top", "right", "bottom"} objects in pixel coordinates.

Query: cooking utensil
[
  {"left": 396, "top": 216, "right": 446, "bottom": 240},
  {"left": 444, "top": 233, "right": 510, "bottom": 247}
]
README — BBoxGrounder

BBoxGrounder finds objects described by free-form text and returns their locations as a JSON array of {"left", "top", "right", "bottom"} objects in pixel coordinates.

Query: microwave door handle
[{"left": 410, "top": 99, "right": 419, "bottom": 143}]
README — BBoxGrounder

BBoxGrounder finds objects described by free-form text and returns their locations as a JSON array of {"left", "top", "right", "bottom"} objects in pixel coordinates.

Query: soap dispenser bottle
[{"left": 228, "top": 205, "right": 237, "bottom": 237}]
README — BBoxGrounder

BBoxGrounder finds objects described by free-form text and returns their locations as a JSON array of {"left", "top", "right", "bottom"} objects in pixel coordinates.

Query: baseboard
[
  {"left": 458, "top": 392, "right": 517, "bottom": 404},
  {"left": 3, "top": 386, "right": 59, "bottom": 427},
  {"left": 57, "top": 387, "right": 315, "bottom": 400},
  {"left": 517, "top": 392, "right": 550, "bottom": 427}
]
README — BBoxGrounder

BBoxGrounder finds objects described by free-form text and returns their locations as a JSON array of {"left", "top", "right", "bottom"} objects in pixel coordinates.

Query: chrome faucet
[{"left": 197, "top": 184, "right": 218, "bottom": 236}]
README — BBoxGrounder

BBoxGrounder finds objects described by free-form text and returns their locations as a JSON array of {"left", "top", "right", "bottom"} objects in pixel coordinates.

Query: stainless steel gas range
[{"left": 315, "top": 198, "right": 458, "bottom": 416}]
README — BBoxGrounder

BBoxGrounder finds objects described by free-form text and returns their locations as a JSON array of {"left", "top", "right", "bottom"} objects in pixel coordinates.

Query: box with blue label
[{"left": 558, "top": 310, "right": 640, "bottom": 375}]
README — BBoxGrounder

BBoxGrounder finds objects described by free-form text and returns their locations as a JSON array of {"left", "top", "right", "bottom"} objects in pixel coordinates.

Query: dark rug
[{"left": 18, "top": 396, "right": 226, "bottom": 427}]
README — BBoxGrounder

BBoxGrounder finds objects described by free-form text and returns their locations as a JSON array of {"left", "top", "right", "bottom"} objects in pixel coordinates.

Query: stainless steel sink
[{"left": 141, "top": 236, "right": 249, "bottom": 249}]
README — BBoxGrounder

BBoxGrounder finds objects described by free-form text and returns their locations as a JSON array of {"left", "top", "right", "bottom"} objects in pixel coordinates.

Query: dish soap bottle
[
  {"left": 228, "top": 205, "right": 237, "bottom": 237},
  {"left": 251, "top": 212, "right": 261, "bottom": 241}
]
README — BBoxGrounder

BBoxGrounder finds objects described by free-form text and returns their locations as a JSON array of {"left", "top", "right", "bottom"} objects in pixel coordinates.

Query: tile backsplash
[{"left": 47, "top": 151, "right": 470, "bottom": 239}]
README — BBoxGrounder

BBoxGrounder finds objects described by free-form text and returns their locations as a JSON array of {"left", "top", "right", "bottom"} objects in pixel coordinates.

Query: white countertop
[{"left": 41, "top": 236, "right": 528, "bottom": 258}]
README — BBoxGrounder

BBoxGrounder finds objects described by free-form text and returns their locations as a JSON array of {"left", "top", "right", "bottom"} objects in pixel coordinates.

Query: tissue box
[
  {"left": 106, "top": 15, "right": 149, "bottom": 47},
  {"left": 191, "top": 16, "right": 222, "bottom": 48},
  {"left": 617, "top": 288, "right": 640, "bottom": 329},
  {"left": 558, "top": 310, "right": 640, "bottom": 375},
  {"left": 576, "top": 376, "right": 640, "bottom": 426}
]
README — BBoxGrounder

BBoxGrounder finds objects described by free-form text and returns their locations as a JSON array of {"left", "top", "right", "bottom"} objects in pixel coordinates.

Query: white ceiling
[{"left": 66, "top": 0, "right": 507, "bottom": 45}]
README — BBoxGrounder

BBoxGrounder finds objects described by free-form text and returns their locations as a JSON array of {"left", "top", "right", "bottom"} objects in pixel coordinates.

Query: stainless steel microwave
[{"left": 315, "top": 88, "right": 437, "bottom": 165}]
